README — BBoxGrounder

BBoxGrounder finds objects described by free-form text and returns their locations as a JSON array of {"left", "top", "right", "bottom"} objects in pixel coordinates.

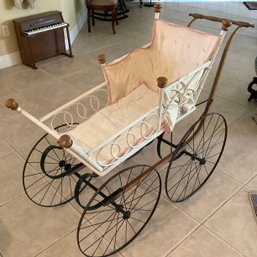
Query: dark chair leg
[
  {"left": 92, "top": 10, "right": 95, "bottom": 26},
  {"left": 248, "top": 77, "right": 257, "bottom": 101},
  {"left": 115, "top": 7, "right": 118, "bottom": 25},
  {"left": 112, "top": 9, "right": 116, "bottom": 34},
  {"left": 87, "top": 8, "right": 91, "bottom": 32}
]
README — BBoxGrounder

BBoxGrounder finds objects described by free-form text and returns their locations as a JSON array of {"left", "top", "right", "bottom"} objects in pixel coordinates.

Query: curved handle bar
[{"left": 189, "top": 13, "right": 254, "bottom": 28}]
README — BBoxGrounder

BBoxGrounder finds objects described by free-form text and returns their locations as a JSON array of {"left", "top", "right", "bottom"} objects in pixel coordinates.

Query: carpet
[
  {"left": 244, "top": 2, "right": 257, "bottom": 10},
  {"left": 249, "top": 191, "right": 257, "bottom": 223}
]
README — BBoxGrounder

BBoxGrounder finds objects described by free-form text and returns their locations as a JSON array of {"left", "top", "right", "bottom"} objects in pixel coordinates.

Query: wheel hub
[
  {"left": 59, "top": 160, "right": 72, "bottom": 171},
  {"left": 59, "top": 160, "right": 66, "bottom": 167},
  {"left": 115, "top": 204, "right": 131, "bottom": 219},
  {"left": 123, "top": 211, "right": 131, "bottom": 220},
  {"left": 191, "top": 154, "right": 206, "bottom": 165},
  {"left": 199, "top": 158, "right": 206, "bottom": 165}
]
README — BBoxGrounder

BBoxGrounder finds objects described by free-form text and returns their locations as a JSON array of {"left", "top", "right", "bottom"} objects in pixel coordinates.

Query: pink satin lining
[{"left": 103, "top": 19, "right": 220, "bottom": 104}]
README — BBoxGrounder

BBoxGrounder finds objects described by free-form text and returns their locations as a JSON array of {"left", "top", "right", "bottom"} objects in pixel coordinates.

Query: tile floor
[{"left": 1, "top": 1, "right": 257, "bottom": 257}]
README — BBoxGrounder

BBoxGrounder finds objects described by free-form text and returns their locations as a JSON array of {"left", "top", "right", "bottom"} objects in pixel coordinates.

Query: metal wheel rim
[
  {"left": 165, "top": 112, "right": 227, "bottom": 202},
  {"left": 22, "top": 124, "right": 81, "bottom": 207},
  {"left": 77, "top": 164, "right": 161, "bottom": 257}
]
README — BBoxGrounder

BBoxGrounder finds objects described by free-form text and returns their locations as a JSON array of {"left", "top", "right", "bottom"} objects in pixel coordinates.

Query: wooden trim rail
[{"left": 189, "top": 13, "right": 254, "bottom": 28}]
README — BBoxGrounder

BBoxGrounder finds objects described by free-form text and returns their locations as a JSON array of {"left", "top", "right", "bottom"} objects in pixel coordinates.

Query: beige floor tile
[
  {"left": 0, "top": 137, "right": 14, "bottom": 158},
  {"left": 229, "top": 111, "right": 257, "bottom": 139},
  {"left": 219, "top": 53, "right": 253, "bottom": 83},
  {"left": 218, "top": 129, "right": 257, "bottom": 183},
  {"left": 216, "top": 76, "right": 256, "bottom": 110},
  {"left": 0, "top": 251, "right": 12, "bottom": 257},
  {"left": 121, "top": 198, "right": 199, "bottom": 257},
  {"left": 5, "top": 69, "right": 55, "bottom": 89},
  {"left": 205, "top": 187, "right": 257, "bottom": 257},
  {"left": 36, "top": 230, "right": 123, "bottom": 257},
  {"left": 0, "top": 195, "right": 79, "bottom": 257},
  {"left": 248, "top": 174, "right": 257, "bottom": 190},
  {"left": 173, "top": 170, "right": 242, "bottom": 222},
  {"left": 0, "top": 82, "right": 47, "bottom": 117},
  {"left": 0, "top": 106, "right": 44, "bottom": 151},
  {"left": 0, "top": 64, "right": 29, "bottom": 77},
  {"left": 6, "top": 72, "right": 83, "bottom": 113},
  {"left": 38, "top": 58, "right": 88, "bottom": 79},
  {"left": 61, "top": 65, "right": 104, "bottom": 92},
  {"left": 0, "top": 152, "right": 27, "bottom": 206},
  {"left": 167, "top": 227, "right": 242, "bottom": 257},
  {"left": 209, "top": 95, "right": 250, "bottom": 126}
]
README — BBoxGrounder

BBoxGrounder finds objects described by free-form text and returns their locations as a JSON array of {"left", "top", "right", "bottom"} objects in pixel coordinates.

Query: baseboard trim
[
  {"left": 0, "top": 9, "right": 87, "bottom": 70},
  {"left": 0, "top": 52, "right": 21, "bottom": 69}
]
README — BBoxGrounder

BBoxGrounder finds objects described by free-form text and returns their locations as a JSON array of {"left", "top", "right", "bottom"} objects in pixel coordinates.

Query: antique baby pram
[{"left": 5, "top": 5, "right": 254, "bottom": 257}]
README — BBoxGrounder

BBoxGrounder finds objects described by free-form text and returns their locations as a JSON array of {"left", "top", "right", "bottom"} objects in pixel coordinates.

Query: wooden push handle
[
  {"left": 97, "top": 54, "right": 106, "bottom": 64},
  {"left": 154, "top": 3, "right": 161, "bottom": 13},
  {"left": 57, "top": 134, "right": 73, "bottom": 148},
  {"left": 5, "top": 98, "right": 19, "bottom": 110},
  {"left": 189, "top": 13, "right": 254, "bottom": 28},
  {"left": 157, "top": 76, "right": 168, "bottom": 88}
]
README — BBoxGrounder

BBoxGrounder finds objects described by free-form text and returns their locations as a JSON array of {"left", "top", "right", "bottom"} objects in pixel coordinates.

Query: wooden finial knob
[
  {"left": 5, "top": 98, "right": 19, "bottom": 110},
  {"left": 154, "top": 3, "right": 161, "bottom": 13},
  {"left": 222, "top": 20, "right": 232, "bottom": 31},
  {"left": 97, "top": 54, "right": 106, "bottom": 64},
  {"left": 157, "top": 76, "right": 168, "bottom": 88},
  {"left": 57, "top": 134, "right": 73, "bottom": 148}
]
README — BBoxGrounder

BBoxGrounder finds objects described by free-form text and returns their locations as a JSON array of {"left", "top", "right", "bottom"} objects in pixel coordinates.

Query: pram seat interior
[{"left": 68, "top": 84, "right": 159, "bottom": 163}]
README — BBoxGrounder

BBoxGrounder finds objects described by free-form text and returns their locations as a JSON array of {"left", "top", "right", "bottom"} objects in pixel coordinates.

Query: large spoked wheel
[
  {"left": 165, "top": 112, "right": 227, "bottom": 202},
  {"left": 22, "top": 124, "right": 83, "bottom": 207},
  {"left": 77, "top": 165, "right": 161, "bottom": 257}
]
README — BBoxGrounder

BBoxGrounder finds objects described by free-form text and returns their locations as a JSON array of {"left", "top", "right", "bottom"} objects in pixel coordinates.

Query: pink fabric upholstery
[{"left": 103, "top": 19, "right": 220, "bottom": 103}]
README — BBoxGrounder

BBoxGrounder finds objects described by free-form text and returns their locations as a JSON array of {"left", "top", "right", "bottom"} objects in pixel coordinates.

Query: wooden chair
[{"left": 86, "top": 0, "right": 118, "bottom": 34}]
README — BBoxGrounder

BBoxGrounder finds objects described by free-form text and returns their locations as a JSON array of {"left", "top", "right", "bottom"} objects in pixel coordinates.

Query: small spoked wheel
[
  {"left": 23, "top": 124, "right": 83, "bottom": 207},
  {"left": 77, "top": 165, "right": 161, "bottom": 257},
  {"left": 165, "top": 112, "right": 227, "bottom": 202}
]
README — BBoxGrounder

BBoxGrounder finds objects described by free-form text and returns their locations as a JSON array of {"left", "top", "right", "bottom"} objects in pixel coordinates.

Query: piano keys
[
  {"left": 13, "top": 11, "right": 73, "bottom": 69},
  {"left": 25, "top": 22, "right": 68, "bottom": 36}
]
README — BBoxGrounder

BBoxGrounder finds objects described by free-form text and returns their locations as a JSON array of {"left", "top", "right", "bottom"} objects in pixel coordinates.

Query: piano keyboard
[{"left": 25, "top": 22, "right": 68, "bottom": 36}]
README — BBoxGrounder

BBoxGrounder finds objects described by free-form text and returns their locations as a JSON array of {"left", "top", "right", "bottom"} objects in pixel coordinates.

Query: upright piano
[{"left": 13, "top": 11, "right": 73, "bottom": 69}]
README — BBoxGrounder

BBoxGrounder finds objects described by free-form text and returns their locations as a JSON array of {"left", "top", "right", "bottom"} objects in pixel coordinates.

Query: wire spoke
[
  {"left": 125, "top": 184, "right": 159, "bottom": 207},
  {"left": 177, "top": 159, "right": 194, "bottom": 200},
  {"left": 103, "top": 214, "right": 126, "bottom": 255},
  {"left": 30, "top": 179, "right": 54, "bottom": 200},
  {"left": 128, "top": 177, "right": 158, "bottom": 212},
  {"left": 80, "top": 210, "right": 117, "bottom": 231},
  {"left": 45, "top": 137, "right": 61, "bottom": 161},
  {"left": 130, "top": 216, "right": 145, "bottom": 223},
  {"left": 131, "top": 198, "right": 157, "bottom": 214},
  {"left": 83, "top": 214, "right": 122, "bottom": 254},
  {"left": 24, "top": 172, "right": 44, "bottom": 177},
  {"left": 167, "top": 159, "right": 191, "bottom": 183},
  {"left": 127, "top": 219, "right": 137, "bottom": 235},
  {"left": 168, "top": 162, "right": 199, "bottom": 194}
]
